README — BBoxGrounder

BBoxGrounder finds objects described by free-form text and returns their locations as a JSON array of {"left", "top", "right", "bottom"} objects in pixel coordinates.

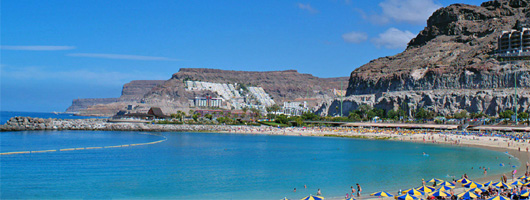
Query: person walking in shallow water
[
  {"left": 356, "top": 183, "right": 362, "bottom": 197},
  {"left": 317, "top": 188, "right": 321, "bottom": 196}
]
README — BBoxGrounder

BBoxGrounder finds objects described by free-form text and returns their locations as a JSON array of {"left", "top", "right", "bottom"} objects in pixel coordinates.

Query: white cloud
[
  {"left": 378, "top": 0, "right": 442, "bottom": 24},
  {"left": 297, "top": 3, "right": 319, "bottom": 14},
  {"left": 1, "top": 65, "right": 167, "bottom": 86},
  {"left": 342, "top": 31, "right": 368, "bottom": 43},
  {"left": 371, "top": 28, "right": 416, "bottom": 49},
  {"left": 67, "top": 53, "right": 177, "bottom": 61},
  {"left": 0, "top": 45, "right": 76, "bottom": 51}
]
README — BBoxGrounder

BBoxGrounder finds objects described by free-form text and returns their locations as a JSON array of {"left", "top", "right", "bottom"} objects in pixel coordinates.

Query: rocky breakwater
[{"left": 0, "top": 117, "right": 237, "bottom": 132}]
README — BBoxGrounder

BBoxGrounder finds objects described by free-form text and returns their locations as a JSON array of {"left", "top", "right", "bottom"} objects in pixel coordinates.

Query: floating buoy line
[{"left": 0, "top": 133, "right": 167, "bottom": 156}]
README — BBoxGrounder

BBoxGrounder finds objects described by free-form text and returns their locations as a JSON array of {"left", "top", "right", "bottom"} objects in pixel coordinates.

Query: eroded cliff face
[
  {"left": 346, "top": 0, "right": 530, "bottom": 96},
  {"left": 143, "top": 68, "right": 349, "bottom": 104},
  {"left": 120, "top": 80, "right": 165, "bottom": 101},
  {"left": 319, "top": 89, "right": 530, "bottom": 117}
]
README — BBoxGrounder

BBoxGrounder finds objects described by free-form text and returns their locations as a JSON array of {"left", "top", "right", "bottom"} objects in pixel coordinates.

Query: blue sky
[{"left": 1, "top": 0, "right": 485, "bottom": 112}]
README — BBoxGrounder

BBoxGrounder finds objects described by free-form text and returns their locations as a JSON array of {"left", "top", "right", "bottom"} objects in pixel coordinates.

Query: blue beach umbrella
[
  {"left": 300, "top": 195, "right": 324, "bottom": 200},
  {"left": 467, "top": 188, "right": 486, "bottom": 194},
  {"left": 437, "top": 185, "right": 454, "bottom": 191},
  {"left": 457, "top": 178, "right": 472, "bottom": 185},
  {"left": 463, "top": 182, "right": 484, "bottom": 188},
  {"left": 521, "top": 190, "right": 530, "bottom": 197},
  {"left": 402, "top": 188, "right": 425, "bottom": 196},
  {"left": 519, "top": 175, "right": 528, "bottom": 180},
  {"left": 345, "top": 197, "right": 356, "bottom": 200},
  {"left": 487, "top": 195, "right": 510, "bottom": 200},
  {"left": 492, "top": 181, "right": 512, "bottom": 189},
  {"left": 428, "top": 190, "right": 450, "bottom": 197},
  {"left": 440, "top": 181, "right": 455, "bottom": 187},
  {"left": 416, "top": 186, "right": 436, "bottom": 193},
  {"left": 428, "top": 178, "right": 445, "bottom": 183},
  {"left": 370, "top": 191, "right": 394, "bottom": 197},
  {"left": 281, "top": 198, "right": 291, "bottom": 200},
  {"left": 457, "top": 191, "right": 478, "bottom": 199},
  {"left": 397, "top": 194, "right": 421, "bottom": 200},
  {"left": 511, "top": 180, "right": 524, "bottom": 186},
  {"left": 482, "top": 181, "right": 494, "bottom": 187}
]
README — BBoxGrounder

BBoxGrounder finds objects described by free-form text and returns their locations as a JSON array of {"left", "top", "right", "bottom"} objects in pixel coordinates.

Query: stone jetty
[{"left": 0, "top": 117, "right": 234, "bottom": 132}]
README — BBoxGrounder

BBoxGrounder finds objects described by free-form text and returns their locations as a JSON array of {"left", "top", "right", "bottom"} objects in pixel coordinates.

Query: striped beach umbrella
[
  {"left": 402, "top": 188, "right": 425, "bottom": 196},
  {"left": 370, "top": 191, "right": 394, "bottom": 197},
  {"left": 524, "top": 182, "right": 530, "bottom": 186},
  {"left": 457, "top": 191, "right": 478, "bottom": 199},
  {"left": 300, "top": 195, "right": 324, "bottom": 200},
  {"left": 486, "top": 195, "right": 510, "bottom": 200},
  {"left": 519, "top": 175, "right": 527, "bottom": 180},
  {"left": 345, "top": 197, "right": 356, "bottom": 200},
  {"left": 440, "top": 181, "right": 455, "bottom": 187},
  {"left": 463, "top": 182, "right": 484, "bottom": 188},
  {"left": 428, "top": 178, "right": 445, "bottom": 183},
  {"left": 457, "top": 178, "right": 472, "bottom": 184},
  {"left": 397, "top": 194, "right": 421, "bottom": 200},
  {"left": 416, "top": 186, "right": 436, "bottom": 193},
  {"left": 281, "top": 198, "right": 290, "bottom": 200},
  {"left": 511, "top": 180, "right": 524, "bottom": 186},
  {"left": 492, "top": 181, "right": 512, "bottom": 189},
  {"left": 428, "top": 190, "right": 450, "bottom": 197},
  {"left": 482, "top": 181, "right": 494, "bottom": 187},
  {"left": 437, "top": 185, "right": 454, "bottom": 191}
]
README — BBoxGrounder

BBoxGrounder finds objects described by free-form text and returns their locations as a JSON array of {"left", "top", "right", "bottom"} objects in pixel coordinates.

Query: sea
[{"left": 0, "top": 112, "right": 520, "bottom": 199}]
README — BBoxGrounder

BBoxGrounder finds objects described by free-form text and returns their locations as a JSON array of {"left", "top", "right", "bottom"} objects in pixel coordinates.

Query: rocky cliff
[
  {"left": 326, "top": 0, "right": 530, "bottom": 117},
  {"left": 143, "top": 68, "right": 348, "bottom": 104},
  {"left": 347, "top": 0, "right": 530, "bottom": 95}
]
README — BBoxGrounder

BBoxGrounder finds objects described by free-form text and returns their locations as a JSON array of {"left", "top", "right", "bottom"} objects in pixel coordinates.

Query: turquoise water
[{"left": 0, "top": 131, "right": 519, "bottom": 199}]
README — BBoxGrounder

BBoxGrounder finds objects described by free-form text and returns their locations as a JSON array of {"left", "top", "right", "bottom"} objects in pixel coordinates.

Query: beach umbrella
[
  {"left": 457, "top": 178, "right": 472, "bottom": 184},
  {"left": 437, "top": 185, "right": 454, "bottom": 191},
  {"left": 345, "top": 197, "right": 356, "bottom": 200},
  {"left": 300, "top": 195, "right": 324, "bottom": 200},
  {"left": 524, "top": 182, "right": 530, "bottom": 186},
  {"left": 457, "top": 191, "right": 479, "bottom": 199},
  {"left": 416, "top": 186, "right": 436, "bottom": 193},
  {"left": 370, "top": 191, "right": 394, "bottom": 197},
  {"left": 428, "top": 190, "right": 450, "bottom": 197},
  {"left": 428, "top": 178, "right": 445, "bottom": 183},
  {"left": 281, "top": 198, "right": 291, "bottom": 200},
  {"left": 402, "top": 188, "right": 425, "bottom": 196},
  {"left": 492, "top": 181, "right": 512, "bottom": 189},
  {"left": 463, "top": 182, "right": 484, "bottom": 188},
  {"left": 482, "top": 181, "right": 494, "bottom": 187},
  {"left": 486, "top": 195, "right": 510, "bottom": 200},
  {"left": 440, "top": 181, "right": 455, "bottom": 187},
  {"left": 519, "top": 175, "right": 528, "bottom": 180},
  {"left": 511, "top": 180, "right": 524, "bottom": 186},
  {"left": 397, "top": 194, "right": 421, "bottom": 200}
]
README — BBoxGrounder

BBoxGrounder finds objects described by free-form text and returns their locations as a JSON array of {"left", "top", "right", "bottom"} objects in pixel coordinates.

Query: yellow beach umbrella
[
  {"left": 521, "top": 190, "right": 530, "bottom": 197},
  {"left": 437, "top": 185, "right": 454, "bottom": 191},
  {"left": 440, "top": 181, "right": 455, "bottom": 187},
  {"left": 300, "top": 195, "right": 324, "bottom": 200},
  {"left": 397, "top": 194, "right": 422, "bottom": 200},
  {"left": 416, "top": 186, "right": 435, "bottom": 193},
  {"left": 511, "top": 180, "right": 524, "bottom": 186},
  {"left": 492, "top": 181, "right": 512, "bottom": 189},
  {"left": 482, "top": 181, "right": 494, "bottom": 187},
  {"left": 467, "top": 188, "right": 486, "bottom": 193},
  {"left": 519, "top": 175, "right": 527, "bottom": 180},
  {"left": 370, "top": 191, "right": 394, "bottom": 197},
  {"left": 486, "top": 195, "right": 510, "bottom": 200},
  {"left": 457, "top": 191, "right": 478, "bottom": 199},
  {"left": 402, "top": 188, "right": 425, "bottom": 196},
  {"left": 524, "top": 182, "right": 530, "bottom": 186},
  {"left": 345, "top": 197, "right": 356, "bottom": 200},
  {"left": 457, "top": 178, "right": 472, "bottom": 184},
  {"left": 428, "top": 178, "right": 444, "bottom": 183},
  {"left": 428, "top": 190, "right": 450, "bottom": 197},
  {"left": 463, "top": 182, "right": 483, "bottom": 188}
]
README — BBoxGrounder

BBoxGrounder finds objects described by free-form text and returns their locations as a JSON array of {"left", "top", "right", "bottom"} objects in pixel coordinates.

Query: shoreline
[{"left": 2, "top": 117, "right": 529, "bottom": 199}]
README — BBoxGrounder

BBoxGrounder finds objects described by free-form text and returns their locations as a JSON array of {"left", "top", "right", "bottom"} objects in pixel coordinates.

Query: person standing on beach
[
  {"left": 351, "top": 186, "right": 355, "bottom": 196},
  {"left": 317, "top": 188, "right": 321, "bottom": 196},
  {"left": 357, "top": 183, "right": 362, "bottom": 197}
]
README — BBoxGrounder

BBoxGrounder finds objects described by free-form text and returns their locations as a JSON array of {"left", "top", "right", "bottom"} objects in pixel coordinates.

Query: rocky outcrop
[
  {"left": 144, "top": 68, "right": 348, "bottom": 104},
  {"left": 66, "top": 98, "right": 120, "bottom": 112},
  {"left": 319, "top": 88, "right": 530, "bottom": 117},
  {"left": 346, "top": 0, "right": 530, "bottom": 96},
  {"left": 66, "top": 80, "right": 164, "bottom": 113}
]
